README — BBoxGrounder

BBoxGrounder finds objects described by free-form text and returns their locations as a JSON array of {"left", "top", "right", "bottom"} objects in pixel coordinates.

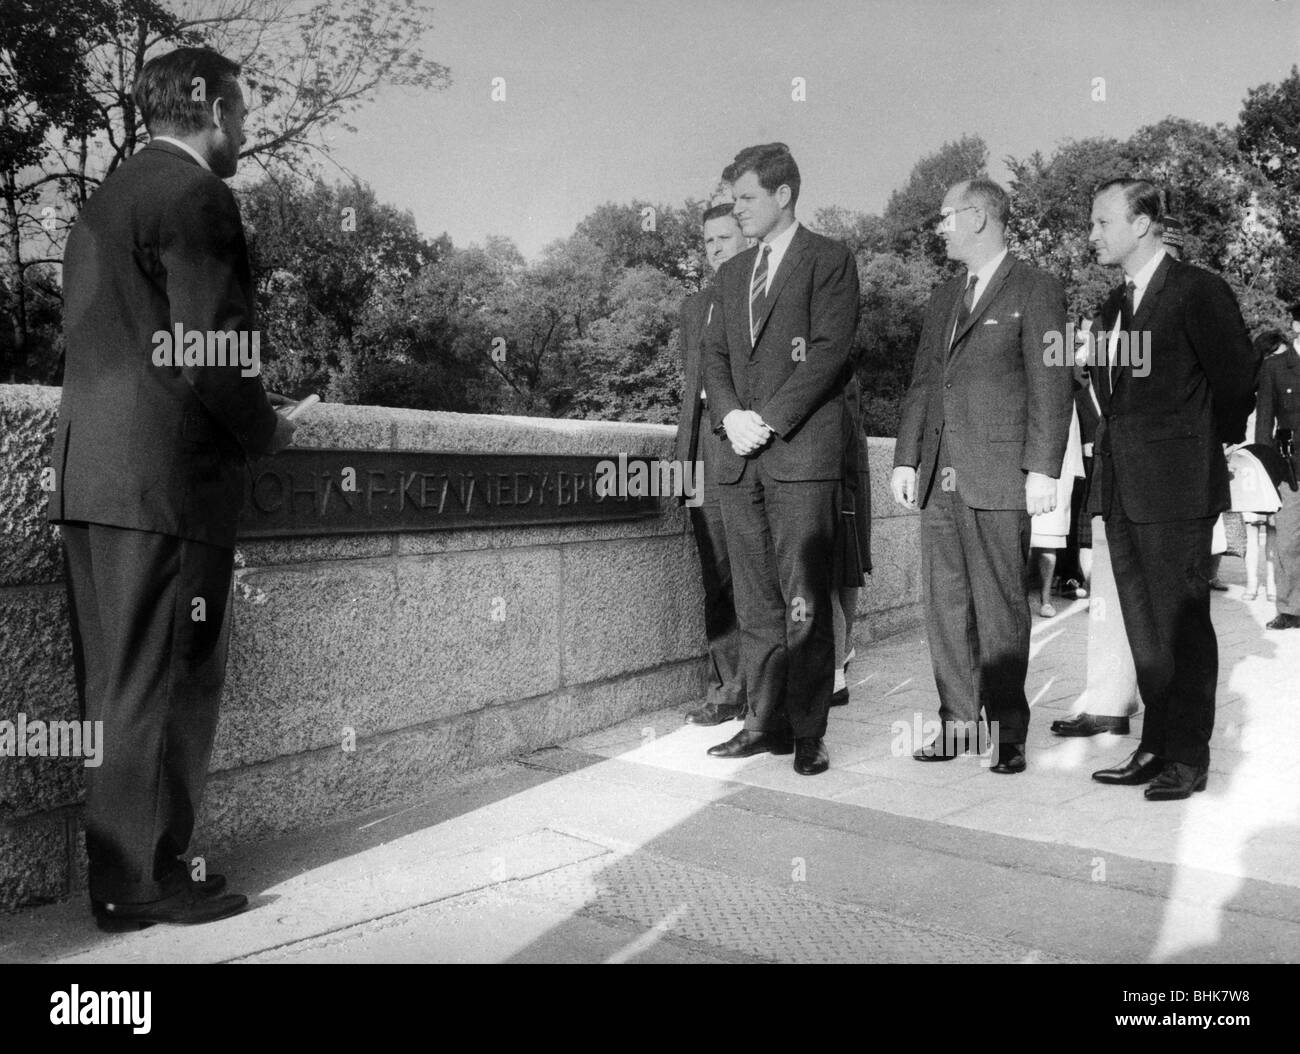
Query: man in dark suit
[
  {"left": 1086, "top": 177, "right": 1258, "bottom": 801},
  {"left": 1255, "top": 304, "right": 1300, "bottom": 630},
  {"left": 47, "top": 47, "right": 294, "bottom": 928},
  {"left": 892, "top": 179, "right": 1072, "bottom": 774},
  {"left": 676, "top": 202, "right": 749, "bottom": 725},
  {"left": 701, "top": 143, "right": 860, "bottom": 776}
]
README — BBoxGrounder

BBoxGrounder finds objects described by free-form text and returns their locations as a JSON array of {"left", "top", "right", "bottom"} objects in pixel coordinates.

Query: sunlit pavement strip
[
  {"left": 237, "top": 851, "right": 1077, "bottom": 964},
  {"left": 4, "top": 567, "right": 1296, "bottom": 964},
  {"left": 568, "top": 577, "right": 1300, "bottom": 895}
]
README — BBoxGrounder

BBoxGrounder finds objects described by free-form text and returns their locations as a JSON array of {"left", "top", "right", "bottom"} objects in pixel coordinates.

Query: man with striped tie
[{"left": 700, "top": 143, "right": 861, "bottom": 776}]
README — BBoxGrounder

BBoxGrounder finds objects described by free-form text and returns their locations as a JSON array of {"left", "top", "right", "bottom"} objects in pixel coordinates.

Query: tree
[
  {"left": 567, "top": 265, "right": 684, "bottom": 423},
  {"left": 882, "top": 134, "right": 988, "bottom": 264},
  {"left": 1238, "top": 65, "right": 1300, "bottom": 301},
  {"left": 240, "top": 176, "right": 435, "bottom": 396},
  {"left": 574, "top": 200, "right": 704, "bottom": 289},
  {"left": 0, "top": 0, "right": 451, "bottom": 381}
]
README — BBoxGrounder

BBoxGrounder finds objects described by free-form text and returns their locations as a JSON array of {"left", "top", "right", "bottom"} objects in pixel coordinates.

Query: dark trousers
[
  {"left": 1104, "top": 489, "right": 1217, "bottom": 767},
  {"left": 61, "top": 522, "right": 234, "bottom": 904},
  {"left": 718, "top": 459, "right": 838, "bottom": 739},
  {"left": 689, "top": 493, "right": 745, "bottom": 710},
  {"left": 920, "top": 464, "right": 1032, "bottom": 746}
]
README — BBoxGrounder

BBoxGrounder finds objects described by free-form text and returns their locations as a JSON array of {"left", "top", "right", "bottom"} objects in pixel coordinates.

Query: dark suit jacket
[
  {"left": 48, "top": 141, "right": 279, "bottom": 549},
  {"left": 894, "top": 254, "right": 1072, "bottom": 510},
  {"left": 701, "top": 225, "right": 861, "bottom": 483},
  {"left": 1254, "top": 346, "right": 1300, "bottom": 466},
  {"left": 1088, "top": 255, "right": 1258, "bottom": 523}
]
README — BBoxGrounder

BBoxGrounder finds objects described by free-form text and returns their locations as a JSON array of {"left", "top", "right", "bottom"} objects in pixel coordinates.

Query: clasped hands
[{"left": 722, "top": 409, "right": 774, "bottom": 456}]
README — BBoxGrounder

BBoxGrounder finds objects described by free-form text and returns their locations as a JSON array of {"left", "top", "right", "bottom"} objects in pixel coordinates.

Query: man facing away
[
  {"left": 892, "top": 179, "right": 1072, "bottom": 774},
  {"left": 676, "top": 202, "right": 750, "bottom": 725},
  {"left": 1086, "top": 178, "right": 1257, "bottom": 801},
  {"left": 701, "top": 143, "right": 861, "bottom": 776},
  {"left": 48, "top": 47, "right": 295, "bottom": 928}
]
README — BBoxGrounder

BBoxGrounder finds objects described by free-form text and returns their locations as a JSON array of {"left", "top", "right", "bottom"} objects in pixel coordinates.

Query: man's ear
[
  {"left": 209, "top": 94, "right": 226, "bottom": 131},
  {"left": 776, "top": 184, "right": 792, "bottom": 211},
  {"left": 1134, "top": 214, "right": 1152, "bottom": 239}
]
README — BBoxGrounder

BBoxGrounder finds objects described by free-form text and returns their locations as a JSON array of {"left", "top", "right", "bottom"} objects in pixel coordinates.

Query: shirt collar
[
  {"left": 1125, "top": 246, "right": 1166, "bottom": 294},
  {"left": 151, "top": 136, "right": 211, "bottom": 172},
  {"left": 970, "top": 248, "right": 1008, "bottom": 302},
  {"left": 762, "top": 218, "right": 799, "bottom": 256}
]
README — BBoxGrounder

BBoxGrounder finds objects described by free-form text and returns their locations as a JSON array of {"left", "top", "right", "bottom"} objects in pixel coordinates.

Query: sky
[{"left": 311, "top": 0, "right": 1300, "bottom": 258}]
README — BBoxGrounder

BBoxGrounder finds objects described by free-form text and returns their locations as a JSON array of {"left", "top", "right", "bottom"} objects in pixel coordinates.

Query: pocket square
[{"left": 983, "top": 319, "right": 998, "bottom": 325}]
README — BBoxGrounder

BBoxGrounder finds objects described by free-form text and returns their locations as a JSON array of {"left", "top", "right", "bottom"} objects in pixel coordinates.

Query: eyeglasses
[{"left": 934, "top": 205, "right": 978, "bottom": 231}]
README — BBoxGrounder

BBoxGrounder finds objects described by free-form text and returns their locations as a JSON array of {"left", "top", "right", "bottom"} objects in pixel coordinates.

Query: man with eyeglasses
[{"left": 892, "top": 179, "right": 1072, "bottom": 773}]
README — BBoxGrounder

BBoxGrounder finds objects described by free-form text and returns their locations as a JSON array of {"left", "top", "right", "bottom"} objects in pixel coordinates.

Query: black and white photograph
[{"left": 1, "top": 0, "right": 1297, "bottom": 1012}]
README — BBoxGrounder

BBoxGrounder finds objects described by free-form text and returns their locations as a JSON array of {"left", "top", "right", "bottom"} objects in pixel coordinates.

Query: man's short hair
[
  {"left": 960, "top": 179, "right": 1010, "bottom": 227},
  {"left": 1287, "top": 302, "right": 1300, "bottom": 323},
  {"left": 135, "top": 47, "right": 242, "bottom": 136},
  {"left": 702, "top": 202, "right": 736, "bottom": 226},
  {"left": 1254, "top": 328, "right": 1291, "bottom": 357},
  {"left": 722, "top": 143, "right": 800, "bottom": 208},
  {"left": 1094, "top": 177, "right": 1163, "bottom": 224}
]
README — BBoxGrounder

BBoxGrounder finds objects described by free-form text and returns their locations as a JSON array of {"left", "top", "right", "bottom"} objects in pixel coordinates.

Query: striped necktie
[
  {"left": 948, "top": 274, "right": 978, "bottom": 355},
  {"left": 750, "top": 244, "right": 771, "bottom": 346}
]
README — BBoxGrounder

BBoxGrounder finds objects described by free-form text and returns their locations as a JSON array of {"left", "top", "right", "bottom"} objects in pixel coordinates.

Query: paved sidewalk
[{"left": 2, "top": 564, "right": 1297, "bottom": 964}]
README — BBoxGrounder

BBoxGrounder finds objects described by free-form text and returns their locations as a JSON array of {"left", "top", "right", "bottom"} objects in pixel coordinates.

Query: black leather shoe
[
  {"left": 684, "top": 700, "right": 745, "bottom": 725},
  {"left": 913, "top": 735, "right": 965, "bottom": 761},
  {"left": 707, "top": 729, "right": 794, "bottom": 758},
  {"left": 1144, "top": 761, "right": 1208, "bottom": 801},
  {"left": 1050, "top": 713, "right": 1130, "bottom": 737},
  {"left": 1266, "top": 613, "right": 1300, "bottom": 630},
  {"left": 193, "top": 873, "right": 227, "bottom": 896},
  {"left": 829, "top": 688, "right": 849, "bottom": 707},
  {"left": 92, "top": 886, "right": 248, "bottom": 932},
  {"left": 990, "top": 743, "right": 1026, "bottom": 774},
  {"left": 793, "top": 737, "right": 829, "bottom": 775},
  {"left": 1092, "top": 749, "right": 1163, "bottom": 785}
]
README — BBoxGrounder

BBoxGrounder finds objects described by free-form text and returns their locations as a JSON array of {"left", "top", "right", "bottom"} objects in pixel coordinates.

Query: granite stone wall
[{"left": 0, "top": 383, "right": 921, "bottom": 912}]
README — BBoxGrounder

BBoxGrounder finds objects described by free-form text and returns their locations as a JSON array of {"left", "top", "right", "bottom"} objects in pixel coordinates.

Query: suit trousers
[
  {"left": 689, "top": 430, "right": 744, "bottom": 710},
  {"left": 1275, "top": 479, "right": 1300, "bottom": 617},
  {"left": 718, "top": 458, "right": 838, "bottom": 739},
  {"left": 1070, "top": 517, "right": 1140, "bottom": 718},
  {"left": 1104, "top": 486, "right": 1217, "bottom": 767},
  {"left": 920, "top": 463, "right": 1032, "bottom": 746},
  {"left": 61, "top": 521, "right": 234, "bottom": 903}
]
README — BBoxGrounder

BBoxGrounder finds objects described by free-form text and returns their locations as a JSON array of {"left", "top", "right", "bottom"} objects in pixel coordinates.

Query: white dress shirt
[
  {"left": 150, "top": 136, "right": 211, "bottom": 171},
  {"left": 750, "top": 219, "right": 800, "bottom": 297}
]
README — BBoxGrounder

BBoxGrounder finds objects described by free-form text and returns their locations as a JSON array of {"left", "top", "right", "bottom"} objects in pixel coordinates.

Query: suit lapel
[
  {"left": 946, "top": 253, "right": 1016, "bottom": 366},
  {"left": 750, "top": 226, "right": 810, "bottom": 351},
  {"left": 1130, "top": 254, "right": 1172, "bottom": 335},
  {"left": 1093, "top": 287, "right": 1123, "bottom": 408}
]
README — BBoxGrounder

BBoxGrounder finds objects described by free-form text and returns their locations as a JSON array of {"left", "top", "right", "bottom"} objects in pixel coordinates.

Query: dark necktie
[
  {"left": 949, "top": 274, "right": 978, "bottom": 354},
  {"left": 1110, "top": 279, "right": 1135, "bottom": 385},
  {"left": 750, "top": 244, "right": 771, "bottom": 346}
]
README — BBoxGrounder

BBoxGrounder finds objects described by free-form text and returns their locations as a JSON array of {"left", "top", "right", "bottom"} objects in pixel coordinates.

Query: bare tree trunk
[{"left": 3, "top": 170, "right": 29, "bottom": 381}]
